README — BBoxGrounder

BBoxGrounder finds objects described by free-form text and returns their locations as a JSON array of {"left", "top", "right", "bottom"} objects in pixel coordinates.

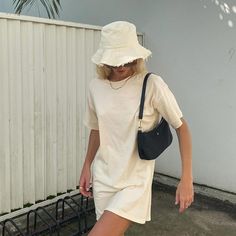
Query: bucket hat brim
[{"left": 92, "top": 43, "right": 151, "bottom": 67}]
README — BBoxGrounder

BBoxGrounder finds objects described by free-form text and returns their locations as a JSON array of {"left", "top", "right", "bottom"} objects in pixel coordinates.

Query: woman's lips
[{"left": 117, "top": 68, "right": 126, "bottom": 73}]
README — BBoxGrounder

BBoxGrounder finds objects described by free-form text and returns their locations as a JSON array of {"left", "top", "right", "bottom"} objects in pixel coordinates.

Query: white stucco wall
[{"left": 1, "top": 0, "right": 236, "bottom": 193}]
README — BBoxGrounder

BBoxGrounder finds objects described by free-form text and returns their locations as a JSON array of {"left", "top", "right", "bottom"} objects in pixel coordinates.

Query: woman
[{"left": 79, "top": 21, "right": 194, "bottom": 236}]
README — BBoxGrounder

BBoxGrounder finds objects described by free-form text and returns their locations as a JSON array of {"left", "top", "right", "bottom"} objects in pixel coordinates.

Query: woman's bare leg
[{"left": 88, "top": 210, "right": 132, "bottom": 236}]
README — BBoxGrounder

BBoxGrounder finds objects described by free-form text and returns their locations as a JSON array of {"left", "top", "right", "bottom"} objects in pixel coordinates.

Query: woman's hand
[
  {"left": 175, "top": 179, "right": 194, "bottom": 213},
  {"left": 79, "top": 164, "right": 92, "bottom": 198}
]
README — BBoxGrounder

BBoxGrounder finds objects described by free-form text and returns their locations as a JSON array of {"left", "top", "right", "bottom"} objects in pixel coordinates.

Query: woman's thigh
[{"left": 88, "top": 210, "right": 132, "bottom": 236}]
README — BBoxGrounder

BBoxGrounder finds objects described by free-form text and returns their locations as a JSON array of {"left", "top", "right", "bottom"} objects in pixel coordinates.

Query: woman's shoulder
[
  {"left": 147, "top": 73, "right": 169, "bottom": 90},
  {"left": 88, "top": 76, "right": 105, "bottom": 90}
]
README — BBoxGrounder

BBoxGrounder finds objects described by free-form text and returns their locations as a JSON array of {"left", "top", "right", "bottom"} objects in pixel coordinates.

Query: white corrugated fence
[{"left": 0, "top": 13, "right": 102, "bottom": 216}]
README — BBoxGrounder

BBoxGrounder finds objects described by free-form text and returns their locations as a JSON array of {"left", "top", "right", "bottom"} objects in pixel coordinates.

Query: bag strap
[
  {"left": 138, "top": 72, "right": 152, "bottom": 130},
  {"left": 138, "top": 72, "right": 152, "bottom": 119}
]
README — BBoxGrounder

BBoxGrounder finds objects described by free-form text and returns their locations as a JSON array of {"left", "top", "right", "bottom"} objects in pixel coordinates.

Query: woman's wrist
[
  {"left": 83, "top": 159, "right": 92, "bottom": 169},
  {"left": 180, "top": 175, "right": 193, "bottom": 183}
]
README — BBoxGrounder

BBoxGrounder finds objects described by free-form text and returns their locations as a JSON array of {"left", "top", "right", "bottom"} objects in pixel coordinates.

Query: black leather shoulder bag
[{"left": 137, "top": 73, "right": 173, "bottom": 160}]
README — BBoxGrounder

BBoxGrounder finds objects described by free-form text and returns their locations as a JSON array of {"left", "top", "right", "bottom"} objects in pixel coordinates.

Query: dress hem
[{"left": 103, "top": 207, "right": 151, "bottom": 224}]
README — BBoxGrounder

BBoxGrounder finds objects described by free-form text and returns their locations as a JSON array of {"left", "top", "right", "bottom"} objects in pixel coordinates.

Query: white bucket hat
[{"left": 91, "top": 21, "right": 152, "bottom": 67}]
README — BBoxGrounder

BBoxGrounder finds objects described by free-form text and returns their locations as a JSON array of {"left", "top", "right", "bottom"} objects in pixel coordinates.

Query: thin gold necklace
[{"left": 109, "top": 75, "right": 133, "bottom": 90}]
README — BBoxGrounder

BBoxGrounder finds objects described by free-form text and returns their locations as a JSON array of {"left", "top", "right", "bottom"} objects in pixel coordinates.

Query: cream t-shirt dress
[{"left": 84, "top": 72, "right": 183, "bottom": 224}]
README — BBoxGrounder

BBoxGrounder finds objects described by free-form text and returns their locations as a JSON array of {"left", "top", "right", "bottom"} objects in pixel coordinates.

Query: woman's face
[{"left": 107, "top": 60, "right": 137, "bottom": 79}]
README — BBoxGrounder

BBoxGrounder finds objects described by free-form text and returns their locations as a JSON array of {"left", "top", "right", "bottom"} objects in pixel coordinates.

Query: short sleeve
[
  {"left": 151, "top": 76, "right": 183, "bottom": 129},
  {"left": 83, "top": 82, "right": 99, "bottom": 130}
]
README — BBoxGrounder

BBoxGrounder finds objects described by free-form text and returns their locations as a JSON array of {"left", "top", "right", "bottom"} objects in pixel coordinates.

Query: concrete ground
[
  {"left": 126, "top": 184, "right": 236, "bottom": 236},
  {"left": 58, "top": 183, "right": 236, "bottom": 236}
]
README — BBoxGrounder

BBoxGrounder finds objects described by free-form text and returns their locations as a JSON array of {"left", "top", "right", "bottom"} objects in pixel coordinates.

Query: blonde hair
[{"left": 96, "top": 58, "right": 148, "bottom": 80}]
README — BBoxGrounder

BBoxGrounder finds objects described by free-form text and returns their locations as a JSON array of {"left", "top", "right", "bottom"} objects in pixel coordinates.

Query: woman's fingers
[
  {"left": 175, "top": 188, "right": 180, "bottom": 205},
  {"left": 79, "top": 186, "right": 92, "bottom": 197},
  {"left": 179, "top": 196, "right": 194, "bottom": 212},
  {"left": 175, "top": 182, "right": 194, "bottom": 213},
  {"left": 79, "top": 179, "right": 92, "bottom": 197}
]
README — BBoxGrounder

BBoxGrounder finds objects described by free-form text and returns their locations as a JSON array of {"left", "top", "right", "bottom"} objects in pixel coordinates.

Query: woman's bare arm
[
  {"left": 175, "top": 118, "right": 194, "bottom": 213},
  {"left": 79, "top": 129, "right": 100, "bottom": 197}
]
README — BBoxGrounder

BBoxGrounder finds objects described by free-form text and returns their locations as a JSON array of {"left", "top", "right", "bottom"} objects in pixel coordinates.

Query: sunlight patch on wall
[
  {"left": 232, "top": 6, "right": 236, "bottom": 13},
  {"left": 200, "top": 0, "right": 236, "bottom": 28}
]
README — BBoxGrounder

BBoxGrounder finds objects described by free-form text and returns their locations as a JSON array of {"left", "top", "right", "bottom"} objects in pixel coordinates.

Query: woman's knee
[{"left": 88, "top": 210, "right": 132, "bottom": 236}]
